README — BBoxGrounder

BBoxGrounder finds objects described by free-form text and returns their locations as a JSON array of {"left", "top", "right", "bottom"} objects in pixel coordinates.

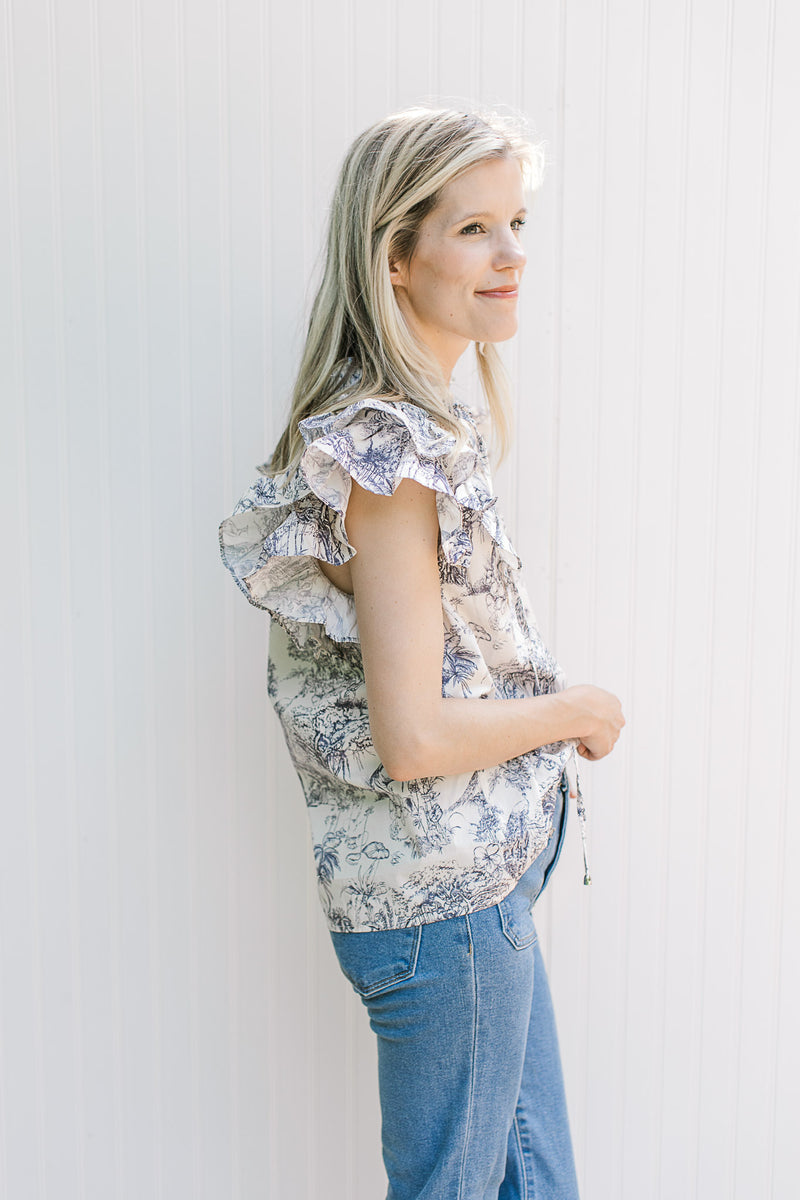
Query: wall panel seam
[
  {"left": 581, "top": 0, "right": 610, "bottom": 1183},
  {"left": 5, "top": 0, "right": 47, "bottom": 1193},
  {"left": 694, "top": 0, "right": 737, "bottom": 1191},
  {"left": 769, "top": 140, "right": 800, "bottom": 1200},
  {"left": 131, "top": 1, "right": 163, "bottom": 1190},
  {"left": 46, "top": 0, "right": 89, "bottom": 1193},
  {"left": 733, "top": 3, "right": 778, "bottom": 1196},
  {"left": 173, "top": 3, "right": 203, "bottom": 1193},
  {"left": 88, "top": 1, "right": 128, "bottom": 1194}
]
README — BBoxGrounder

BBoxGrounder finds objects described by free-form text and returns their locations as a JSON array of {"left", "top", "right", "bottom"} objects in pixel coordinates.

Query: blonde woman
[{"left": 220, "top": 108, "right": 624, "bottom": 1200}]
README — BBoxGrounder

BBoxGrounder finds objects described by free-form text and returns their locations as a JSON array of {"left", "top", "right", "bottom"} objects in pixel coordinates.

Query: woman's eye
[
  {"left": 459, "top": 223, "right": 483, "bottom": 235},
  {"left": 511, "top": 217, "right": 527, "bottom": 231}
]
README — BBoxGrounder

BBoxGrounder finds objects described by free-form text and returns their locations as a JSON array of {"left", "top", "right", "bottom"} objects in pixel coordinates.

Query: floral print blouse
[{"left": 219, "top": 397, "right": 587, "bottom": 932}]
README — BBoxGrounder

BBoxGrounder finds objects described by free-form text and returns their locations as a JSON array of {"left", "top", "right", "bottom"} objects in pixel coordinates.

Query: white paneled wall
[{"left": 2, "top": 1, "right": 798, "bottom": 1197}]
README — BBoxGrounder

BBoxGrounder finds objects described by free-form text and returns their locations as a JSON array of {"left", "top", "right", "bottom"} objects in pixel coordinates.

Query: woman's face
[{"left": 390, "top": 155, "right": 528, "bottom": 379}]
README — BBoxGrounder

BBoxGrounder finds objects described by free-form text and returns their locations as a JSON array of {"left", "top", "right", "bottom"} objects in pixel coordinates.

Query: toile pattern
[{"left": 219, "top": 397, "right": 584, "bottom": 932}]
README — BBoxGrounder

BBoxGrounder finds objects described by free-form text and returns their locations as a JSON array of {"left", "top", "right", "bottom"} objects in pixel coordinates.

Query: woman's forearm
[{"left": 376, "top": 689, "right": 591, "bottom": 782}]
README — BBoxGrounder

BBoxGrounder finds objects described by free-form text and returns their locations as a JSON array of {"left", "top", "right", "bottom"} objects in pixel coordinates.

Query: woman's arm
[{"left": 345, "top": 477, "right": 624, "bottom": 782}]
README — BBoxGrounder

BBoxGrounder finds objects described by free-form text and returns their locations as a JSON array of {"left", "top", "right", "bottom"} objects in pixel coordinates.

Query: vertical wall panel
[
  {"left": 762, "top": 13, "right": 800, "bottom": 1197},
  {"left": 2, "top": 1, "right": 799, "bottom": 1197}
]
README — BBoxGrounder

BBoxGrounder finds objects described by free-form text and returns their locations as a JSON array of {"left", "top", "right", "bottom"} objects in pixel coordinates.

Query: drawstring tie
[{"left": 565, "top": 748, "right": 592, "bottom": 886}]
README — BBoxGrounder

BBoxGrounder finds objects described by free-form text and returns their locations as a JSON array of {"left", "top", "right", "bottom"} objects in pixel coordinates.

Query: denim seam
[
  {"left": 456, "top": 912, "right": 478, "bottom": 1200},
  {"left": 512, "top": 1061, "right": 537, "bottom": 1198},
  {"left": 510, "top": 1115, "right": 529, "bottom": 1200}
]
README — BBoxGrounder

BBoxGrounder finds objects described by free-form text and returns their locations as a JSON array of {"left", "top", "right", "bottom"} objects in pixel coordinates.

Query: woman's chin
[{"left": 475, "top": 321, "right": 518, "bottom": 345}]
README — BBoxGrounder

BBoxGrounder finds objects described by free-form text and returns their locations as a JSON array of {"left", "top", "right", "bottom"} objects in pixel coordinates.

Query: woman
[{"left": 220, "top": 107, "right": 624, "bottom": 1200}]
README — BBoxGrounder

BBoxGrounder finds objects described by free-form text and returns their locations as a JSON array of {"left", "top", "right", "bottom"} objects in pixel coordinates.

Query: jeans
[{"left": 330, "top": 774, "right": 580, "bottom": 1200}]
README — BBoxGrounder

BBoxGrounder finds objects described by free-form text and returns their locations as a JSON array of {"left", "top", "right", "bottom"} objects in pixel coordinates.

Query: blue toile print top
[{"left": 219, "top": 397, "right": 588, "bottom": 932}]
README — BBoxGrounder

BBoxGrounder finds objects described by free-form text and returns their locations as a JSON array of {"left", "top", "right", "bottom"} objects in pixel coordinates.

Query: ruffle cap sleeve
[
  {"left": 218, "top": 397, "right": 520, "bottom": 646},
  {"left": 300, "top": 398, "right": 520, "bottom": 571}
]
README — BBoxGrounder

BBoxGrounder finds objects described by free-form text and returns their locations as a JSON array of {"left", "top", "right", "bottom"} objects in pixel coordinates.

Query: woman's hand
[{"left": 564, "top": 684, "right": 626, "bottom": 761}]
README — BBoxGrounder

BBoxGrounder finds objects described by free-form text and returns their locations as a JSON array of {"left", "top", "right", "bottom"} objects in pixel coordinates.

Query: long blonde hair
[{"left": 269, "top": 107, "right": 544, "bottom": 474}]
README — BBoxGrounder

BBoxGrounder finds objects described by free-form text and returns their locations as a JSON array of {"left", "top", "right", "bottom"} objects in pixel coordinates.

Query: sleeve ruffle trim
[{"left": 218, "top": 397, "right": 521, "bottom": 646}]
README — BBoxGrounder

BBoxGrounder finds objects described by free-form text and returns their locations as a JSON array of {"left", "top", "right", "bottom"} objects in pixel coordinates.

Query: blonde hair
[{"left": 269, "top": 106, "right": 544, "bottom": 473}]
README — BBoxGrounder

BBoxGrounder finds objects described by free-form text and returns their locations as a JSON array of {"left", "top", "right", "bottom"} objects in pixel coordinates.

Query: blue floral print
[{"left": 219, "top": 397, "right": 586, "bottom": 932}]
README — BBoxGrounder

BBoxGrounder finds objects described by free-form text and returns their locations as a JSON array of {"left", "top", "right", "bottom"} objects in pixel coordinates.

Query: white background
[{"left": 2, "top": 1, "right": 799, "bottom": 1197}]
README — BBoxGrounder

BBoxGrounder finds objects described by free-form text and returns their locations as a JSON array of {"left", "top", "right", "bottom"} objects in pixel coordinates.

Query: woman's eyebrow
[{"left": 450, "top": 206, "right": 528, "bottom": 224}]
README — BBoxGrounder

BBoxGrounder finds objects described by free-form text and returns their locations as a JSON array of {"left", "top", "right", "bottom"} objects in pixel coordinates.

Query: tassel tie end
[{"left": 566, "top": 748, "right": 593, "bottom": 887}]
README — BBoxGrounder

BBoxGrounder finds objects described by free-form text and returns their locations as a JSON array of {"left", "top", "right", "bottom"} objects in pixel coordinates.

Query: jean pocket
[
  {"left": 330, "top": 924, "right": 422, "bottom": 998},
  {"left": 497, "top": 889, "right": 538, "bottom": 950}
]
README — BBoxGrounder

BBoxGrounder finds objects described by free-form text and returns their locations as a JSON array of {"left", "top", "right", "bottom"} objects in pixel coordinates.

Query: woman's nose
[{"left": 493, "top": 232, "right": 526, "bottom": 272}]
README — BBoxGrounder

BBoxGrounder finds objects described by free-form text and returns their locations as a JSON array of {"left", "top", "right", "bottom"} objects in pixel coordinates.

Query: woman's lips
[{"left": 476, "top": 287, "right": 518, "bottom": 299}]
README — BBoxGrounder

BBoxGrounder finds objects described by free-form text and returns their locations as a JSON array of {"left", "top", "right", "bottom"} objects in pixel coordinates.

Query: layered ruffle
[{"left": 218, "top": 397, "right": 521, "bottom": 645}]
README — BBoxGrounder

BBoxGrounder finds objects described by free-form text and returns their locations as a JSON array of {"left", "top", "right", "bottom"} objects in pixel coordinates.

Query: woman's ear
[{"left": 389, "top": 256, "right": 408, "bottom": 289}]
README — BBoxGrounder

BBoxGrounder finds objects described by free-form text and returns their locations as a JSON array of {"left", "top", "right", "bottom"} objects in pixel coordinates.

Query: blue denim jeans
[{"left": 330, "top": 774, "right": 579, "bottom": 1200}]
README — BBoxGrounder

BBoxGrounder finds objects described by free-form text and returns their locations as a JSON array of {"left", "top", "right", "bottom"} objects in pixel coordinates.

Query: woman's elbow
[
  {"left": 374, "top": 727, "right": 438, "bottom": 783},
  {"left": 382, "top": 759, "right": 426, "bottom": 783}
]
